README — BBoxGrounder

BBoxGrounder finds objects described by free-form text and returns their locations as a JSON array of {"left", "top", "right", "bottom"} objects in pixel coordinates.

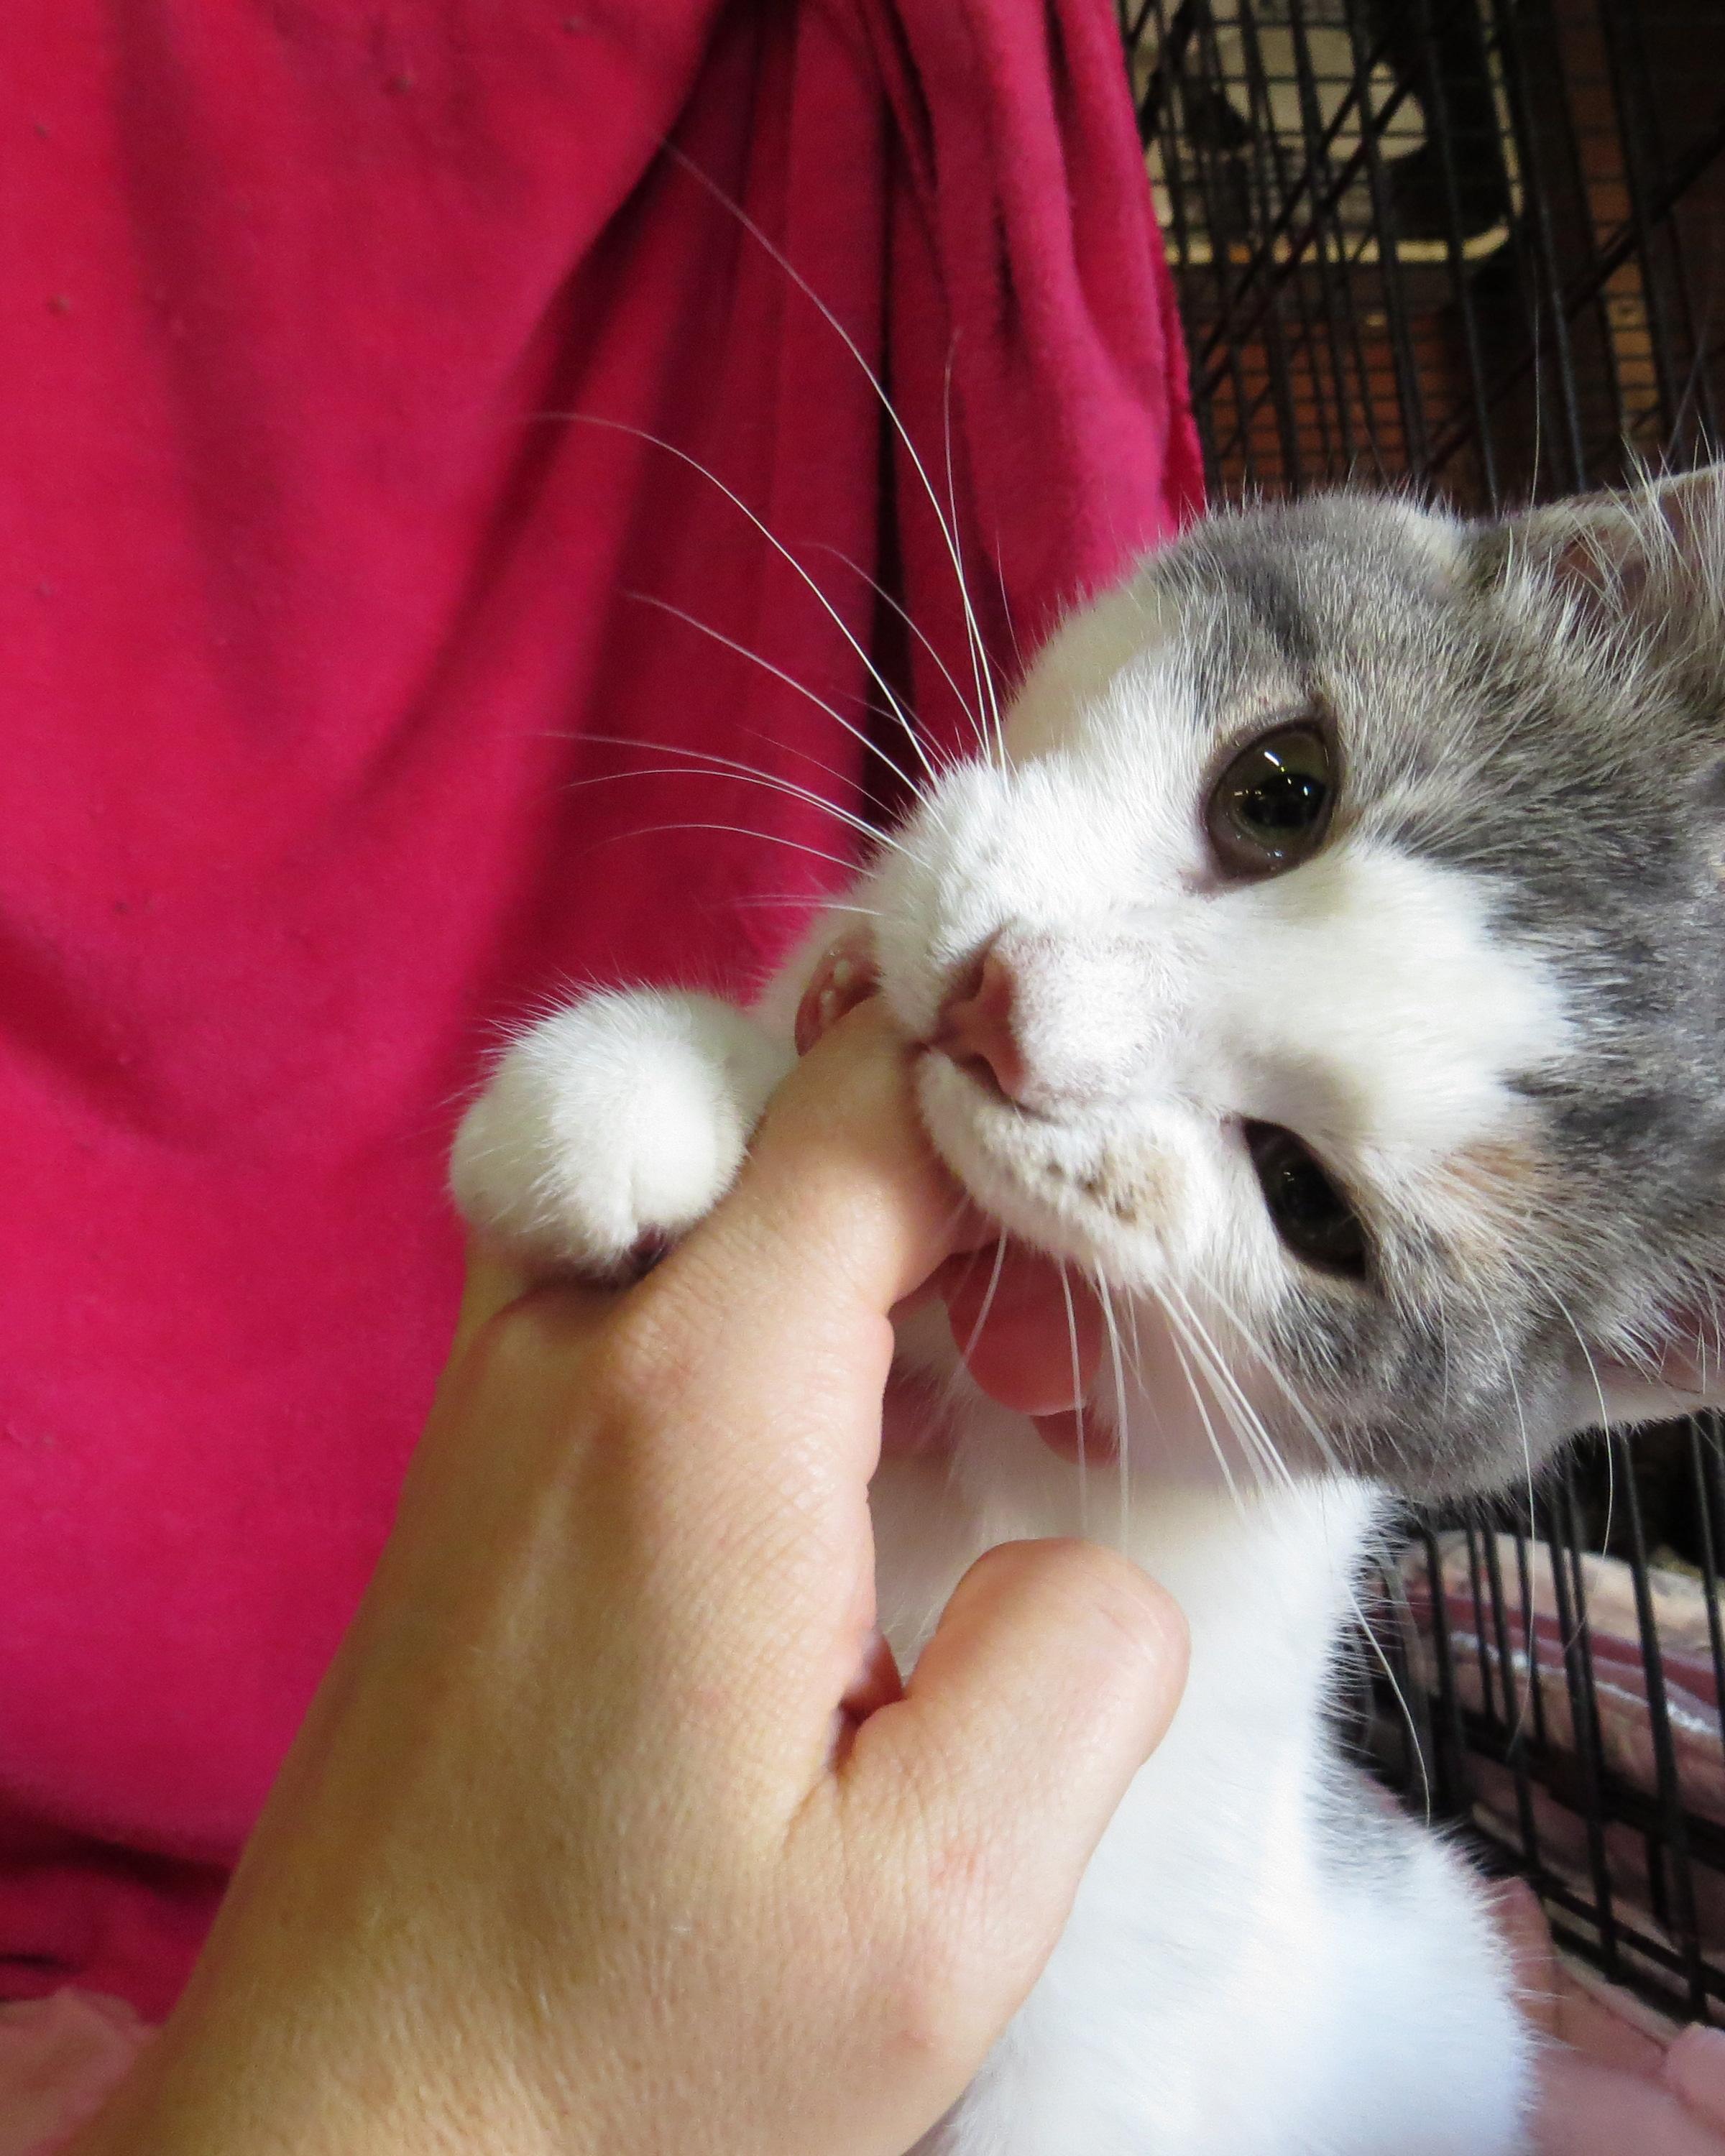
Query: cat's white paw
[{"left": 450, "top": 990, "right": 793, "bottom": 1277}]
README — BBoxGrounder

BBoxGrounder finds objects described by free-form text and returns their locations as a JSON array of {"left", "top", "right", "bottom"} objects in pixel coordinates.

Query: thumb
[{"left": 851, "top": 1542, "right": 1187, "bottom": 2018}]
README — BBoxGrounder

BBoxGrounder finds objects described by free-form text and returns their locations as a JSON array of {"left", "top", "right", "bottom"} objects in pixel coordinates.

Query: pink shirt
[{"left": 0, "top": 0, "right": 1198, "bottom": 2027}]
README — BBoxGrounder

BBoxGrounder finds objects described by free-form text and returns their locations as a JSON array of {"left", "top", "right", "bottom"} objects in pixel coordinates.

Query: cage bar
[{"left": 1122, "top": 0, "right": 1725, "bottom": 2021}]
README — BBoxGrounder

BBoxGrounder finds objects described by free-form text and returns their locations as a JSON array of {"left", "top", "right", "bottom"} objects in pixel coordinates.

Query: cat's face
[{"left": 865, "top": 471, "right": 1725, "bottom": 1500}]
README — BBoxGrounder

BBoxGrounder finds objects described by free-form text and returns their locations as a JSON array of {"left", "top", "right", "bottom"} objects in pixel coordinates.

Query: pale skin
[
  {"left": 68, "top": 1003, "right": 1187, "bottom": 2156},
  {"left": 59, "top": 1000, "right": 1725, "bottom": 2155}
]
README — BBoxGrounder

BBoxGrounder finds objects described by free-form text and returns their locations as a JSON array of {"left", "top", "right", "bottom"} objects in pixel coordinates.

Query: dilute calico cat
[{"left": 452, "top": 466, "right": 1725, "bottom": 2154}]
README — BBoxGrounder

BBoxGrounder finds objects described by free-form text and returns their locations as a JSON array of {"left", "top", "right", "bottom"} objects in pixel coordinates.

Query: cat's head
[{"left": 867, "top": 466, "right": 1725, "bottom": 1501}]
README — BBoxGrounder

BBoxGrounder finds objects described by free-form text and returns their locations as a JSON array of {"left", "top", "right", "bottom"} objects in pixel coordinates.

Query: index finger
[
  {"left": 604, "top": 1002, "right": 975, "bottom": 1703},
  {"left": 633, "top": 996, "right": 975, "bottom": 1444}
]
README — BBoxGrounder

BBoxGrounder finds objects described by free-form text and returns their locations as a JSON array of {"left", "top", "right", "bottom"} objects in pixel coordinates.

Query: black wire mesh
[
  {"left": 1125, "top": 0, "right": 1724, "bottom": 505},
  {"left": 1121, "top": 0, "right": 1725, "bottom": 2024}
]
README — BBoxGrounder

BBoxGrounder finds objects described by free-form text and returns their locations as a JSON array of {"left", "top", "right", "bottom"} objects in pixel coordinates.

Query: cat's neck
[{"left": 874, "top": 1405, "right": 1382, "bottom": 1762}]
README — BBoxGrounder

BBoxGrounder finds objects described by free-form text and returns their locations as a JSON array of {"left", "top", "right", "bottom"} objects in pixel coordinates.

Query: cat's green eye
[
  {"left": 1207, "top": 719, "right": 1336, "bottom": 877},
  {"left": 1245, "top": 1123, "right": 1367, "bottom": 1279}
]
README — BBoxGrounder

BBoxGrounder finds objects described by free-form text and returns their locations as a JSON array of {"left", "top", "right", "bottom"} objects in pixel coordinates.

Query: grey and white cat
[{"left": 452, "top": 466, "right": 1725, "bottom": 2154}]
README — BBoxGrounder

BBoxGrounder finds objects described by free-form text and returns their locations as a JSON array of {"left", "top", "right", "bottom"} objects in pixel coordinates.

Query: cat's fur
[{"left": 451, "top": 468, "right": 1725, "bottom": 2153}]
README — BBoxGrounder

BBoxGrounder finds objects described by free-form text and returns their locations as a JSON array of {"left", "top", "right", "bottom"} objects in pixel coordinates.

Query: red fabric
[{"left": 0, "top": 0, "right": 1200, "bottom": 2020}]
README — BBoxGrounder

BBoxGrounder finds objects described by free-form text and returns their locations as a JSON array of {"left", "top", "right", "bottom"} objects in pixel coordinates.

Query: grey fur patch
[{"left": 1139, "top": 472, "right": 1725, "bottom": 1499}]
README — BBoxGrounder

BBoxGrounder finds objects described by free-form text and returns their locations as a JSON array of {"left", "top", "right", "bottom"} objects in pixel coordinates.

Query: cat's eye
[
  {"left": 1206, "top": 720, "right": 1336, "bottom": 877},
  {"left": 1244, "top": 1122, "right": 1367, "bottom": 1279}
]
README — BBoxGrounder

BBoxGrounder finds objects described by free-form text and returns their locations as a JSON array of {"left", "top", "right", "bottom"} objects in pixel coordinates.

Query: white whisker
[
  {"left": 589, "top": 821, "right": 864, "bottom": 876},
  {"left": 1157, "top": 1299, "right": 1247, "bottom": 1516},
  {"left": 940, "top": 344, "right": 1006, "bottom": 765},
  {"left": 547, "top": 415, "right": 942, "bottom": 793},
  {"left": 1057, "top": 1260, "right": 1090, "bottom": 1534},
  {"left": 615, "top": 584, "right": 932, "bottom": 798},
  {"left": 960, "top": 1235, "right": 1011, "bottom": 1365},
  {"left": 564, "top": 762, "right": 903, "bottom": 857},
  {"left": 1095, "top": 1276, "right": 1133, "bottom": 1547},
  {"left": 808, "top": 543, "right": 988, "bottom": 765},
  {"left": 664, "top": 144, "right": 1007, "bottom": 772}
]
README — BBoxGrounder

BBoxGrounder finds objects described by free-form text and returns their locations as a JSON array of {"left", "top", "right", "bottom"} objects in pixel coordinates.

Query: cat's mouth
[
  {"left": 926, "top": 1240, "right": 1108, "bottom": 1463},
  {"left": 915, "top": 1051, "right": 1150, "bottom": 1262},
  {"left": 798, "top": 930, "right": 1138, "bottom": 1256}
]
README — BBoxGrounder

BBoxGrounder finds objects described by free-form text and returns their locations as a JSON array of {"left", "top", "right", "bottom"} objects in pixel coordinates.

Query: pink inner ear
[
  {"left": 1534, "top": 466, "right": 1724, "bottom": 612},
  {"left": 1596, "top": 1304, "right": 1725, "bottom": 1406}
]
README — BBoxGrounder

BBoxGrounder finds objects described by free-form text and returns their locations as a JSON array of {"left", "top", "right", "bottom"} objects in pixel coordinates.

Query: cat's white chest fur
[{"left": 876, "top": 1422, "right": 1527, "bottom": 2156}]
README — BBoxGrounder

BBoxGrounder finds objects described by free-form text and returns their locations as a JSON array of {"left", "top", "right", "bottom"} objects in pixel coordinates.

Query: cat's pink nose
[{"left": 932, "top": 945, "right": 1030, "bottom": 1102}]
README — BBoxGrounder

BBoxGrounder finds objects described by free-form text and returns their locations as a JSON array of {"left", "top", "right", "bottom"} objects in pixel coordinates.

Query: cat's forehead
[
  {"left": 1138, "top": 497, "right": 1477, "bottom": 762},
  {"left": 1013, "top": 496, "right": 1474, "bottom": 775}
]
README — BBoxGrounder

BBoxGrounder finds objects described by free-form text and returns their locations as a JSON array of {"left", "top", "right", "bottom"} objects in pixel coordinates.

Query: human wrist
[
  {"left": 70, "top": 1939, "right": 592, "bottom": 2156},
  {"left": 67, "top": 1789, "right": 601, "bottom": 2156}
]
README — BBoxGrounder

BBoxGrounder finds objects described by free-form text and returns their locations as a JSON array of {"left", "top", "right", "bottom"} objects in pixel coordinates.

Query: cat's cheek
[{"left": 794, "top": 931, "right": 879, "bottom": 1053}]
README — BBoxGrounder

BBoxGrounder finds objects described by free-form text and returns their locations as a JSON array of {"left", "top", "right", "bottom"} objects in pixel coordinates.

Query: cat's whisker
[
  {"left": 564, "top": 762, "right": 903, "bottom": 857},
  {"left": 1184, "top": 1271, "right": 1341, "bottom": 1483},
  {"left": 1344, "top": 1526, "right": 1436, "bottom": 1828},
  {"left": 1095, "top": 1275, "right": 1133, "bottom": 1548},
  {"left": 1153, "top": 1273, "right": 1279, "bottom": 1503},
  {"left": 614, "top": 584, "right": 933, "bottom": 799},
  {"left": 940, "top": 344, "right": 1006, "bottom": 768},
  {"left": 1166, "top": 1281, "right": 1296, "bottom": 1501},
  {"left": 587, "top": 821, "right": 866, "bottom": 877},
  {"left": 1471, "top": 1283, "right": 1540, "bottom": 1516},
  {"left": 1437, "top": 1302, "right": 1456, "bottom": 1419},
  {"left": 1465, "top": 1287, "right": 1546, "bottom": 1757},
  {"left": 993, "top": 536, "right": 1026, "bottom": 684},
  {"left": 1154, "top": 1294, "right": 1250, "bottom": 1518},
  {"left": 1057, "top": 1259, "right": 1090, "bottom": 1534},
  {"left": 726, "top": 894, "right": 880, "bottom": 916},
  {"left": 1117, "top": 1285, "right": 1223, "bottom": 1510},
  {"left": 576, "top": 724, "right": 893, "bottom": 806},
  {"left": 960, "top": 1235, "right": 1011, "bottom": 1368},
  {"left": 808, "top": 543, "right": 990, "bottom": 765},
  {"left": 544, "top": 415, "right": 942, "bottom": 794},
  {"left": 662, "top": 143, "right": 1006, "bottom": 778},
  {"left": 1542, "top": 1268, "right": 1620, "bottom": 1561},
  {"left": 1551, "top": 1286, "right": 1612, "bottom": 1460}
]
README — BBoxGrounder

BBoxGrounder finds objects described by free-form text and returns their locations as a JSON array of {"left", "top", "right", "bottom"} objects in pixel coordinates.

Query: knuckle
[
  {"left": 870, "top": 1930, "right": 974, "bottom": 2073},
  {"left": 865, "top": 1902, "right": 1030, "bottom": 2091}
]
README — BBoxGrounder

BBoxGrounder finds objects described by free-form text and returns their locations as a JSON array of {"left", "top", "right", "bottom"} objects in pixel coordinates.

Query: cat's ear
[
  {"left": 1468, "top": 463, "right": 1725, "bottom": 624},
  {"left": 1586, "top": 1295, "right": 1725, "bottom": 1430}
]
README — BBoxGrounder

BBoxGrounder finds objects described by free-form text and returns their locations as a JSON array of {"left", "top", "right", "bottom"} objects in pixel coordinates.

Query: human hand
[{"left": 75, "top": 1002, "right": 1187, "bottom": 2156}]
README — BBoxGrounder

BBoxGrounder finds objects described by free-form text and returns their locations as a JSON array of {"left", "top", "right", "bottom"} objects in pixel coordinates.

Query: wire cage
[{"left": 1120, "top": 0, "right": 1725, "bottom": 2025}]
